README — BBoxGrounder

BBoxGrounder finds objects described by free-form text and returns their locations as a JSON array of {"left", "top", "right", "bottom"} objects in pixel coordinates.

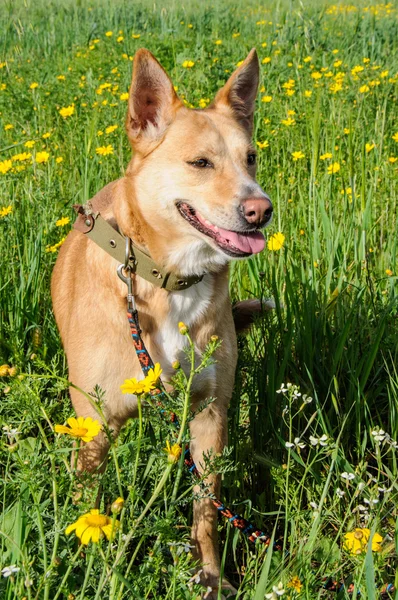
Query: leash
[{"left": 115, "top": 238, "right": 394, "bottom": 597}]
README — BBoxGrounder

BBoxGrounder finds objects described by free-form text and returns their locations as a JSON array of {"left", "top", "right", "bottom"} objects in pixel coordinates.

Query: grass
[{"left": 0, "top": 0, "right": 397, "bottom": 597}]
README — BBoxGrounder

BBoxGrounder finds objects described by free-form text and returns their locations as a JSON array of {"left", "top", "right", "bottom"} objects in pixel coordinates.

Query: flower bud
[
  {"left": 210, "top": 335, "right": 219, "bottom": 342},
  {"left": 8, "top": 366, "right": 18, "bottom": 377},
  {"left": 172, "top": 360, "right": 180, "bottom": 370},
  {"left": 0, "top": 364, "right": 10, "bottom": 377},
  {"left": 178, "top": 322, "right": 188, "bottom": 335},
  {"left": 111, "top": 497, "right": 124, "bottom": 514}
]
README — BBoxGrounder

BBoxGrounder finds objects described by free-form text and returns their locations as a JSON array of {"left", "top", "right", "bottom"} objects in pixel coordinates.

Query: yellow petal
[
  {"left": 65, "top": 522, "right": 78, "bottom": 535},
  {"left": 81, "top": 526, "right": 95, "bottom": 545},
  {"left": 76, "top": 416, "right": 86, "bottom": 427},
  {"left": 67, "top": 417, "right": 79, "bottom": 428},
  {"left": 90, "top": 526, "right": 101, "bottom": 543},
  {"left": 55, "top": 425, "right": 71, "bottom": 435},
  {"left": 76, "top": 521, "right": 91, "bottom": 540}
]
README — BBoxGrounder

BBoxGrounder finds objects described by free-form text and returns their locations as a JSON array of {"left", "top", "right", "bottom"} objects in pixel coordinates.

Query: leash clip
[{"left": 117, "top": 265, "right": 136, "bottom": 312}]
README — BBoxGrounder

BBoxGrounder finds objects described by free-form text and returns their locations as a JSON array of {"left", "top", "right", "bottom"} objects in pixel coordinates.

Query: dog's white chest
[{"left": 156, "top": 276, "right": 213, "bottom": 374}]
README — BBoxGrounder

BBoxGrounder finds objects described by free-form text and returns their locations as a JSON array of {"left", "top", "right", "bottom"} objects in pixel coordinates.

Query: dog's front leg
[{"left": 189, "top": 403, "right": 234, "bottom": 595}]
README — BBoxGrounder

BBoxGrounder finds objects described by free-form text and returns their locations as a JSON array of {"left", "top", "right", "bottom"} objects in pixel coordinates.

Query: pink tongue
[
  {"left": 195, "top": 212, "right": 265, "bottom": 254},
  {"left": 217, "top": 226, "right": 265, "bottom": 254}
]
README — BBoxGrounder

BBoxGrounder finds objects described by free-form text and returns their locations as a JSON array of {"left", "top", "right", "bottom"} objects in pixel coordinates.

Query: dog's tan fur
[{"left": 52, "top": 48, "right": 271, "bottom": 593}]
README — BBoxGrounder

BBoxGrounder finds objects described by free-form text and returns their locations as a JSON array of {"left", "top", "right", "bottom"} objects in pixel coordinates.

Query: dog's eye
[
  {"left": 247, "top": 153, "right": 256, "bottom": 166},
  {"left": 188, "top": 158, "right": 213, "bottom": 169}
]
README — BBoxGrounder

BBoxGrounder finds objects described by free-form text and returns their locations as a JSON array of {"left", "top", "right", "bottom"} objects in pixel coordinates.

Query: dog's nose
[{"left": 241, "top": 197, "right": 273, "bottom": 227}]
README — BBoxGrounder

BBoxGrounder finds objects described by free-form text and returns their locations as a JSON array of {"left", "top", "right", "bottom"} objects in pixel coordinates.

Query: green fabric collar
[{"left": 73, "top": 204, "right": 204, "bottom": 291}]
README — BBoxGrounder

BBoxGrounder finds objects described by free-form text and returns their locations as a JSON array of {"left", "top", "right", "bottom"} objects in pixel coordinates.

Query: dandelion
[
  {"left": 287, "top": 576, "right": 302, "bottom": 593},
  {"left": 42, "top": 132, "right": 51, "bottom": 139},
  {"left": 344, "top": 128, "right": 351, "bottom": 135},
  {"left": 0, "top": 205, "right": 12, "bottom": 217},
  {"left": 304, "top": 90, "right": 312, "bottom": 97},
  {"left": 265, "top": 582, "right": 285, "bottom": 599},
  {"left": 359, "top": 84, "right": 370, "bottom": 93},
  {"left": 262, "top": 95, "right": 273, "bottom": 103},
  {"left": 24, "top": 140, "right": 35, "bottom": 148},
  {"left": 4, "top": 124, "right": 13, "bottom": 131},
  {"left": 45, "top": 237, "right": 66, "bottom": 253},
  {"left": 59, "top": 105, "right": 75, "bottom": 118},
  {"left": 132, "top": 33, "right": 141, "bottom": 39},
  {"left": 388, "top": 157, "right": 397, "bottom": 164},
  {"left": 66, "top": 509, "right": 119, "bottom": 545},
  {"left": 163, "top": 440, "right": 182, "bottom": 463},
  {"left": 1, "top": 565, "right": 20, "bottom": 577},
  {"left": 344, "top": 528, "right": 382, "bottom": 555},
  {"left": 320, "top": 153, "right": 332, "bottom": 160},
  {"left": 182, "top": 60, "right": 195, "bottom": 68},
  {"left": 96, "top": 145, "right": 114, "bottom": 156},
  {"left": 0, "top": 160, "right": 13, "bottom": 175},
  {"left": 392, "top": 133, "right": 398, "bottom": 142},
  {"left": 35, "top": 151, "right": 50, "bottom": 164},
  {"left": 365, "top": 143, "right": 375, "bottom": 153},
  {"left": 267, "top": 232, "right": 285, "bottom": 251},
  {"left": 105, "top": 31, "right": 113, "bottom": 37},
  {"left": 262, "top": 57, "right": 271, "bottom": 64},
  {"left": 327, "top": 162, "right": 340, "bottom": 174},
  {"left": 311, "top": 72, "right": 322, "bottom": 80},
  {"left": 282, "top": 118, "right": 295, "bottom": 126},
  {"left": 55, "top": 416, "right": 101, "bottom": 442},
  {"left": 56, "top": 157, "right": 63, "bottom": 164},
  {"left": 105, "top": 125, "right": 118, "bottom": 134},
  {"left": 214, "top": 40, "right": 222, "bottom": 45},
  {"left": 292, "top": 151, "right": 305, "bottom": 161},
  {"left": 120, "top": 92, "right": 129, "bottom": 101},
  {"left": 303, "top": 56, "right": 312, "bottom": 63},
  {"left": 256, "top": 141, "right": 269, "bottom": 149},
  {"left": 385, "top": 269, "right": 393, "bottom": 276},
  {"left": 12, "top": 152, "right": 31, "bottom": 162},
  {"left": 56, "top": 217, "right": 70, "bottom": 227},
  {"left": 29, "top": 82, "right": 38, "bottom": 89}
]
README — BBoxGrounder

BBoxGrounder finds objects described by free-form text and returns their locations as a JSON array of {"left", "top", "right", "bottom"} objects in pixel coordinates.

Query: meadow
[{"left": 0, "top": 0, "right": 397, "bottom": 597}]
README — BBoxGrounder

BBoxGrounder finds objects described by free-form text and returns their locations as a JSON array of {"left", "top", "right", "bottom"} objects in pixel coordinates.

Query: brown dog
[{"left": 51, "top": 48, "right": 272, "bottom": 594}]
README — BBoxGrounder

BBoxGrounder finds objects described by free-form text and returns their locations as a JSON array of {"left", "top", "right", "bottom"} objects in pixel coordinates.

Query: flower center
[
  {"left": 72, "top": 427, "right": 88, "bottom": 437},
  {"left": 86, "top": 514, "right": 109, "bottom": 527},
  {"left": 354, "top": 530, "right": 363, "bottom": 540}
]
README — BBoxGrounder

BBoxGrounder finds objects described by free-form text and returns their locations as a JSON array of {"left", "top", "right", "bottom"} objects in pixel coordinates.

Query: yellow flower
[
  {"left": 146, "top": 363, "right": 162, "bottom": 387},
  {"left": 282, "top": 118, "right": 295, "bottom": 127},
  {"left": 267, "top": 232, "right": 285, "bottom": 251},
  {"left": 214, "top": 40, "right": 222, "bottom": 45},
  {"left": 288, "top": 576, "right": 303, "bottom": 592},
  {"left": 55, "top": 416, "right": 101, "bottom": 442},
  {"left": 334, "top": 60, "right": 343, "bottom": 68},
  {"left": 344, "top": 528, "right": 383, "bottom": 555},
  {"left": 56, "top": 157, "right": 63, "bottom": 164},
  {"left": 120, "top": 363, "right": 162, "bottom": 396},
  {"left": 0, "top": 160, "right": 13, "bottom": 174},
  {"left": 365, "top": 143, "right": 375, "bottom": 153},
  {"left": 35, "top": 151, "right": 50, "bottom": 164},
  {"left": 56, "top": 216, "right": 70, "bottom": 227},
  {"left": 232, "top": 32, "right": 240, "bottom": 38},
  {"left": 29, "top": 82, "right": 38, "bottom": 89},
  {"left": 105, "top": 31, "right": 113, "bottom": 37},
  {"left": 182, "top": 60, "right": 195, "bottom": 68},
  {"left": 131, "top": 34, "right": 141, "bottom": 39},
  {"left": 65, "top": 509, "right": 119, "bottom": 545},
  {"left": 117, "top": 36, "right": 124, "bottom": 42},
  {"left": 303, "top": 56, "right": 312, "bottom": 63},
  {"left": 105, "top": 125, "right": 118, "bottom": 134},
  {"left": 24, "top": 140, "right": 35, "bottom": 148},
  {"left": 59, "top": 105, "right": 75, "bottom": 118},
  {"left": 344, "top": 128, "right": 351, "bottom": 135},
  {"left": 96, "top": 145, "right": 114, "bottom": 156},
  {"left": 12, "top": 152, "right": 31, "bottom": 162},
  {"left": 292, "top": 151, "right": 305, "bottom": 161},
  {"left": 351, "top": 65, "right": 364, "bottom": 75},
  {"left": 256, "top": 141, "right": 269, "bottom": 149},
  {"left": 304, "top": 90, "right": 312, "bottom": 98},
  {"left": 359, "top": 84, "right": 370, "bottom": 93},
  {"left": 42, "top": 132, "right": 51, "bottom": 139},
  {"left": 311, "top": 72, "right": 322, "bottom": 80},
  {"left": 4, "top": 124, "right": 13, "bottom": 131},
  {"left": 386, "top": 269, "right": 393, "bottom": 276},
  {"left": 178, "top": 322, "right": 188, "bottom": 335},
  {"left": 388, "top": 157, "right": 397, "bottom": 164},
  {"left": 111, "top": 497, "right": 124, "bottom": 514},
  {"left": 45, "top": 237, "right": 66, "bottom": 253},
  {"left": 262, "top": 57, "right": 271, "bottom": 64},
  {"left": 0, "top": 365, "right": 10, "bottom": 376},
  {"left": 320, "top": 153, "right": 332, "bottom": 160},
  {"left": 327, "top": 162, "right": 340, "bottom": 174},
  {"left": 163, "top": 440, "right": 182, "bottom": 463},
  {"left": 120, "top": 92, "right": 129, "bottom": 101},
  {"left": 391, "top": 133, "right": 398, "bottom": 142},
  {"left": 262, "top": 95, "right": 272, "bottom": 103},
  {"left": 57, "top": 75, "right": 66, "bottom": 81}
]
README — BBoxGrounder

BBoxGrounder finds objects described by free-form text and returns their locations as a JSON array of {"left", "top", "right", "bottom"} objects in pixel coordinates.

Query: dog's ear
[
  {"left": 126, "top": 49, "right": 182, "bottom": 147},
  {"left": 211, "top": 48, "right": 259, "bottom": 134}
]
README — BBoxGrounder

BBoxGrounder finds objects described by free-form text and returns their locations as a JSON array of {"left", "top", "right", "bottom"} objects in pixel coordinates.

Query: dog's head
[{"left": 124, "top": 48, "right": 272, "bottom": 276}]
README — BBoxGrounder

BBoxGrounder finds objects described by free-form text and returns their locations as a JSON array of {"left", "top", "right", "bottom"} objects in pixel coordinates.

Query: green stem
[
  {"left": 79, "top": 545, "right": 96, "bottom": 600},
  {"left": 52, "top": 544, "right": 83, "bottom": 600}
]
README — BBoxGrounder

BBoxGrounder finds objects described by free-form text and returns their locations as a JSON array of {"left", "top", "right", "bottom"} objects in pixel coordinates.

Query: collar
[{"left": 73, "top": 203, "right": 204, "bottom": 291}]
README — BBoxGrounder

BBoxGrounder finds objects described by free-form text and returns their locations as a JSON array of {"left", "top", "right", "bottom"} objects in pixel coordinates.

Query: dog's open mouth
[{"left": 176, "top": 202, "right": 265, "bottom": 257}]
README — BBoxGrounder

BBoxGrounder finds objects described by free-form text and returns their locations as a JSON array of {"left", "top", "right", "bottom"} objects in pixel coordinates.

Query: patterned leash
[{"left": 117, "top": 262, "right": 394, "bottom": 597}]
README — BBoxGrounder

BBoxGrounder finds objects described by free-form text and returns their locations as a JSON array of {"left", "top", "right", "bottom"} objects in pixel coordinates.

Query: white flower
[
  {"left": 341, "top": 472, "right": 355, "bottom": 481},
  {"left": 357, "top": 482, "right": 366, "bottom": 491},
  {"left": 265, "top": 582, "right": 285, "bottom": 599},
  {"left": 188, "top": 569, "right": 203, "bottom": 585},
  {"left": 2, "top": 565, "right": 20, "bottom": 577},
  {"left": 378, "top": 485, "right": 392, "bottom": 493},
  {"left": 364, "top": 497, "right": 379, "bottom": 505},
  {"left": 336, "top": 487, "right": 345, "bottom": 498},
  {"left": 276, "top": 383, "right": 288, "bottom": 394},
  {"left": 302, "top": 394, "right": 313, "bottom": 404},
  {"left": 285, "top": 437, "right": 306, "bottom": 450},
  {"left": 371, "top": 428, "right": 386, "bottom": 442},
  {"left": 2, "top": 426, "right": 21, "bottom": 441},
  {"left": 204, "top": 587, "right": 213, "bottom": 599},
  {"left": 309, "top": 501, "right": 318, "bottom": 509},
  {"left": 309, "top": 434, "right": 328, "bottom": 447}
]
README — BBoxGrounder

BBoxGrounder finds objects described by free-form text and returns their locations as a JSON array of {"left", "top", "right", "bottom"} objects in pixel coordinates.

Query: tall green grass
[{"left": 0, "top": 0, "right": 397, "bottom": 597}]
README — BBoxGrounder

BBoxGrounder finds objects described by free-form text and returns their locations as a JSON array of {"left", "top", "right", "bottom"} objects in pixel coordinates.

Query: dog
[{"left": 51, "top": 47, "right": 272, "bottom": 595}]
